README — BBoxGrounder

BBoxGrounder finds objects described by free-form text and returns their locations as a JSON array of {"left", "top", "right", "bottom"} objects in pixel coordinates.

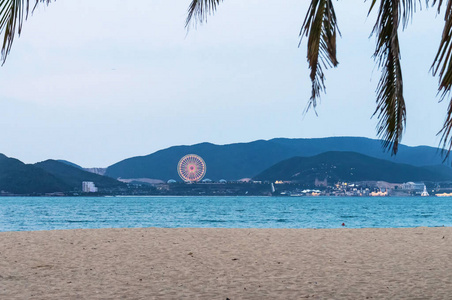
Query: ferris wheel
[{"left": 177, "top": 154, "right": 207, "bottom": 182}]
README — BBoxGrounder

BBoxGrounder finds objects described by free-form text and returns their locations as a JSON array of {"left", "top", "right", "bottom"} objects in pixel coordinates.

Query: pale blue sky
[{"left": 0, "top": 0, "right": 448, "bottom": 167}]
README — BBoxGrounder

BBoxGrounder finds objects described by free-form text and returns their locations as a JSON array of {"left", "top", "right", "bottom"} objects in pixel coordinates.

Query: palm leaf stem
[{"left": 300, "top": 0, "right": 340, "bottom": 112}]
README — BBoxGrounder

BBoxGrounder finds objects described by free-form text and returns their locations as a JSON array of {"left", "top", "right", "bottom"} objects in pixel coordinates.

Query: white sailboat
[{"left": 421, "top": 185, "right": 429, "bottom": 197}]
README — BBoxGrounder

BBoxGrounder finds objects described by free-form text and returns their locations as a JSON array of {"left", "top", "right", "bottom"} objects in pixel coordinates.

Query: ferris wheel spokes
[{"left": 177, "top": 154, "right": 206, "bottom": 182}]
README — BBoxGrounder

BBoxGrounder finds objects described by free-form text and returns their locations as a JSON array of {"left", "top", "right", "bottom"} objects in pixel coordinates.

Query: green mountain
[
  {"left": 0, "top": 154, "right": 125, "bottom": 194},
  {"left": 34, "top": 160, "right": 125, "bottom": 191},
  {"left": 105, "top": 137, "right": 451, "bottom": 181},
  {"left": 57, "top": 160, "right": 83, "bottom": 169},
  {"left": 253, "top": 151, "right": 452, "bottom": 184},
  {"left": 0, "top": 154, "right": 70, "bottom": 194}
]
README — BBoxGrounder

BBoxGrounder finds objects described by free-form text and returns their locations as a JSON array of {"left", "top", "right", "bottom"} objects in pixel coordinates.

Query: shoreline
[
  {"left": 1, "top": 194, "right": 450, "bottom": 197},
  {"left": 0, "top": 224, "right": 451, "bottom": 233},
  {"left": 1, "top": 227, "right": 451, "bottom": 299}
]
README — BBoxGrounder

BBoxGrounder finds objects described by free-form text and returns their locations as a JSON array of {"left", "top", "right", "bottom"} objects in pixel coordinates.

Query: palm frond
[
  {"left": 368, "top": 0, "right": 425, "bottom": 27},
  {"left": 368, "top": 0, "right": 424, "bottom": 155},
  {"left": 431, "top": 0, "right": 452, "bottom": 157},
  {"left": 185, "top": 0, "right": 223, "bottom": 28},
  {"left": 0, "top": 0, "right": 51, "bottom": 64},
  {"left": 300, "top": 0, "right": 340, "bottom": 112}
]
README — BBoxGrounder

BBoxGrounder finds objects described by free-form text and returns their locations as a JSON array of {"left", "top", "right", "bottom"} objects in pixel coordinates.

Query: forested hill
[
  {"left": 105, "top": 137, "right": 451, "bottom": 181},
  {"left": 0, "top": 154, "right": 125, "bottom": 194},
  {"left": 0, "top": 154, "right": 69, "bottom": 194},
  {"left": 253, "top": 151, "right": 452, "bottom": 184},
  {"left": 35, "top": 160, "right": 125, "bottom": 190}
]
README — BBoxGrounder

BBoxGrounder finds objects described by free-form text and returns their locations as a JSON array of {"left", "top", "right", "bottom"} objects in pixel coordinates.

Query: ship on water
[{"left": 421, "top": 186, "right": 429, "bottom": 197}]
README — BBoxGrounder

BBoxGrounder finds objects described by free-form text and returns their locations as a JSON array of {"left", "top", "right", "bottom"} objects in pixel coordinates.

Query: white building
[
  {"left": 402, "top": 182, "right": 425, "bottom": 191},
  {"left": 82, "top": 181, "right": 98, "bottom": 193}
]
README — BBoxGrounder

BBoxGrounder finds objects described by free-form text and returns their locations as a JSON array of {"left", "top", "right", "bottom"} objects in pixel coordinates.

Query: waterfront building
[
  {"left": 82, "top": 181, "right": 98, "bottom": 193},
  {"left": 401, "top": 182, "right": 425, "bottom": 191}
]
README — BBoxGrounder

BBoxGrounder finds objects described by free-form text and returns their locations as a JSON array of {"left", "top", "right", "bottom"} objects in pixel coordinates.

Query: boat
[{"left": 421, "top": 186, "right": 429, "bottom": 197}]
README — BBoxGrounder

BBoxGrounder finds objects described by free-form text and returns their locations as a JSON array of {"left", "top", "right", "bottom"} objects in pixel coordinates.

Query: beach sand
[{"left": 0, "top": 227, "right": 451, "bottom": 299}]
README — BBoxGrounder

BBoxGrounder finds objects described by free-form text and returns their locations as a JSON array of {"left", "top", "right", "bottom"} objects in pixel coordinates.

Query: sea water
[{"left": 0, "top": 196, "right": 451, "bottom": 232}]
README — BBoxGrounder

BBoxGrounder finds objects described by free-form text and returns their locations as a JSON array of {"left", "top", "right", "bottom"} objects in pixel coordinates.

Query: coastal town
[
  {"left": 74, "top": 178, "right": 452, "bottom": 197},
  {"left": 74, "top": 153, "right": 452, "bottom": 197}
]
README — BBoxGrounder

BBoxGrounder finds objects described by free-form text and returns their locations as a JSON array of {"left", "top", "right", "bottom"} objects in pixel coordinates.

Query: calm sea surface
[{"left": 0, "top": 196, "right": 451, "bottom": 232}]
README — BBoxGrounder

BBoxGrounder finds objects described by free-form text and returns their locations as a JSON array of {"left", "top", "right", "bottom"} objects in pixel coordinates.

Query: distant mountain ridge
[
  {"left": 105, "top": 137, "right": 451, "bottom": 181},
  {"left": 57, "top": 160, "right": 83, "bottom": 169},
  {"left": 57, "top": 160, "right": 107, "bottom": 176},
  {"left": 36, "top": 160, "right": 125, "bottom": 191},
  {"left": 253, "top": 151, "right": 452, "bottom": 184},
  {"left": 0, "top": 154, "right": 124, "bottom": 194},
  {"left": 0, "top": 154, "right": 70, "bottom": 194}
]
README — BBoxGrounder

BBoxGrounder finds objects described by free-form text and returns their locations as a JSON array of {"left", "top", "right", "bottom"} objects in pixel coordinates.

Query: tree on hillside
[{"left": 2, "top": 0, "right": 452, "bottom": 156}]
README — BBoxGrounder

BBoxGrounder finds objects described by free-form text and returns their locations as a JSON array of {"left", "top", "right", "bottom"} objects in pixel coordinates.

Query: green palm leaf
[
  {"left": 369, "top": 0, "right": 405, "bottom": 155},
  {"left": 431, "top": 0, "right": 452, "bottom": 157},
  {"left": 369, "top": 0, "right": 422, "bottom": 154},
  {"left": 0, "top": 0, "right": 51, "bottom": 64},
  {"left": 300, "top": 0, "right": 339, "bottom": 112},
  {"left": 4, "top": 0, "right": 452, "bottom": 159},
  {"left": 185, "top": 0, "right": 223, "bottom": 28}
]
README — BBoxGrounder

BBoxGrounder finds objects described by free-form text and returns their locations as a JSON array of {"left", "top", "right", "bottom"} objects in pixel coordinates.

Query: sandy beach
[{"left": 0, "top": 227, "right": 451, "bottom": 299}]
